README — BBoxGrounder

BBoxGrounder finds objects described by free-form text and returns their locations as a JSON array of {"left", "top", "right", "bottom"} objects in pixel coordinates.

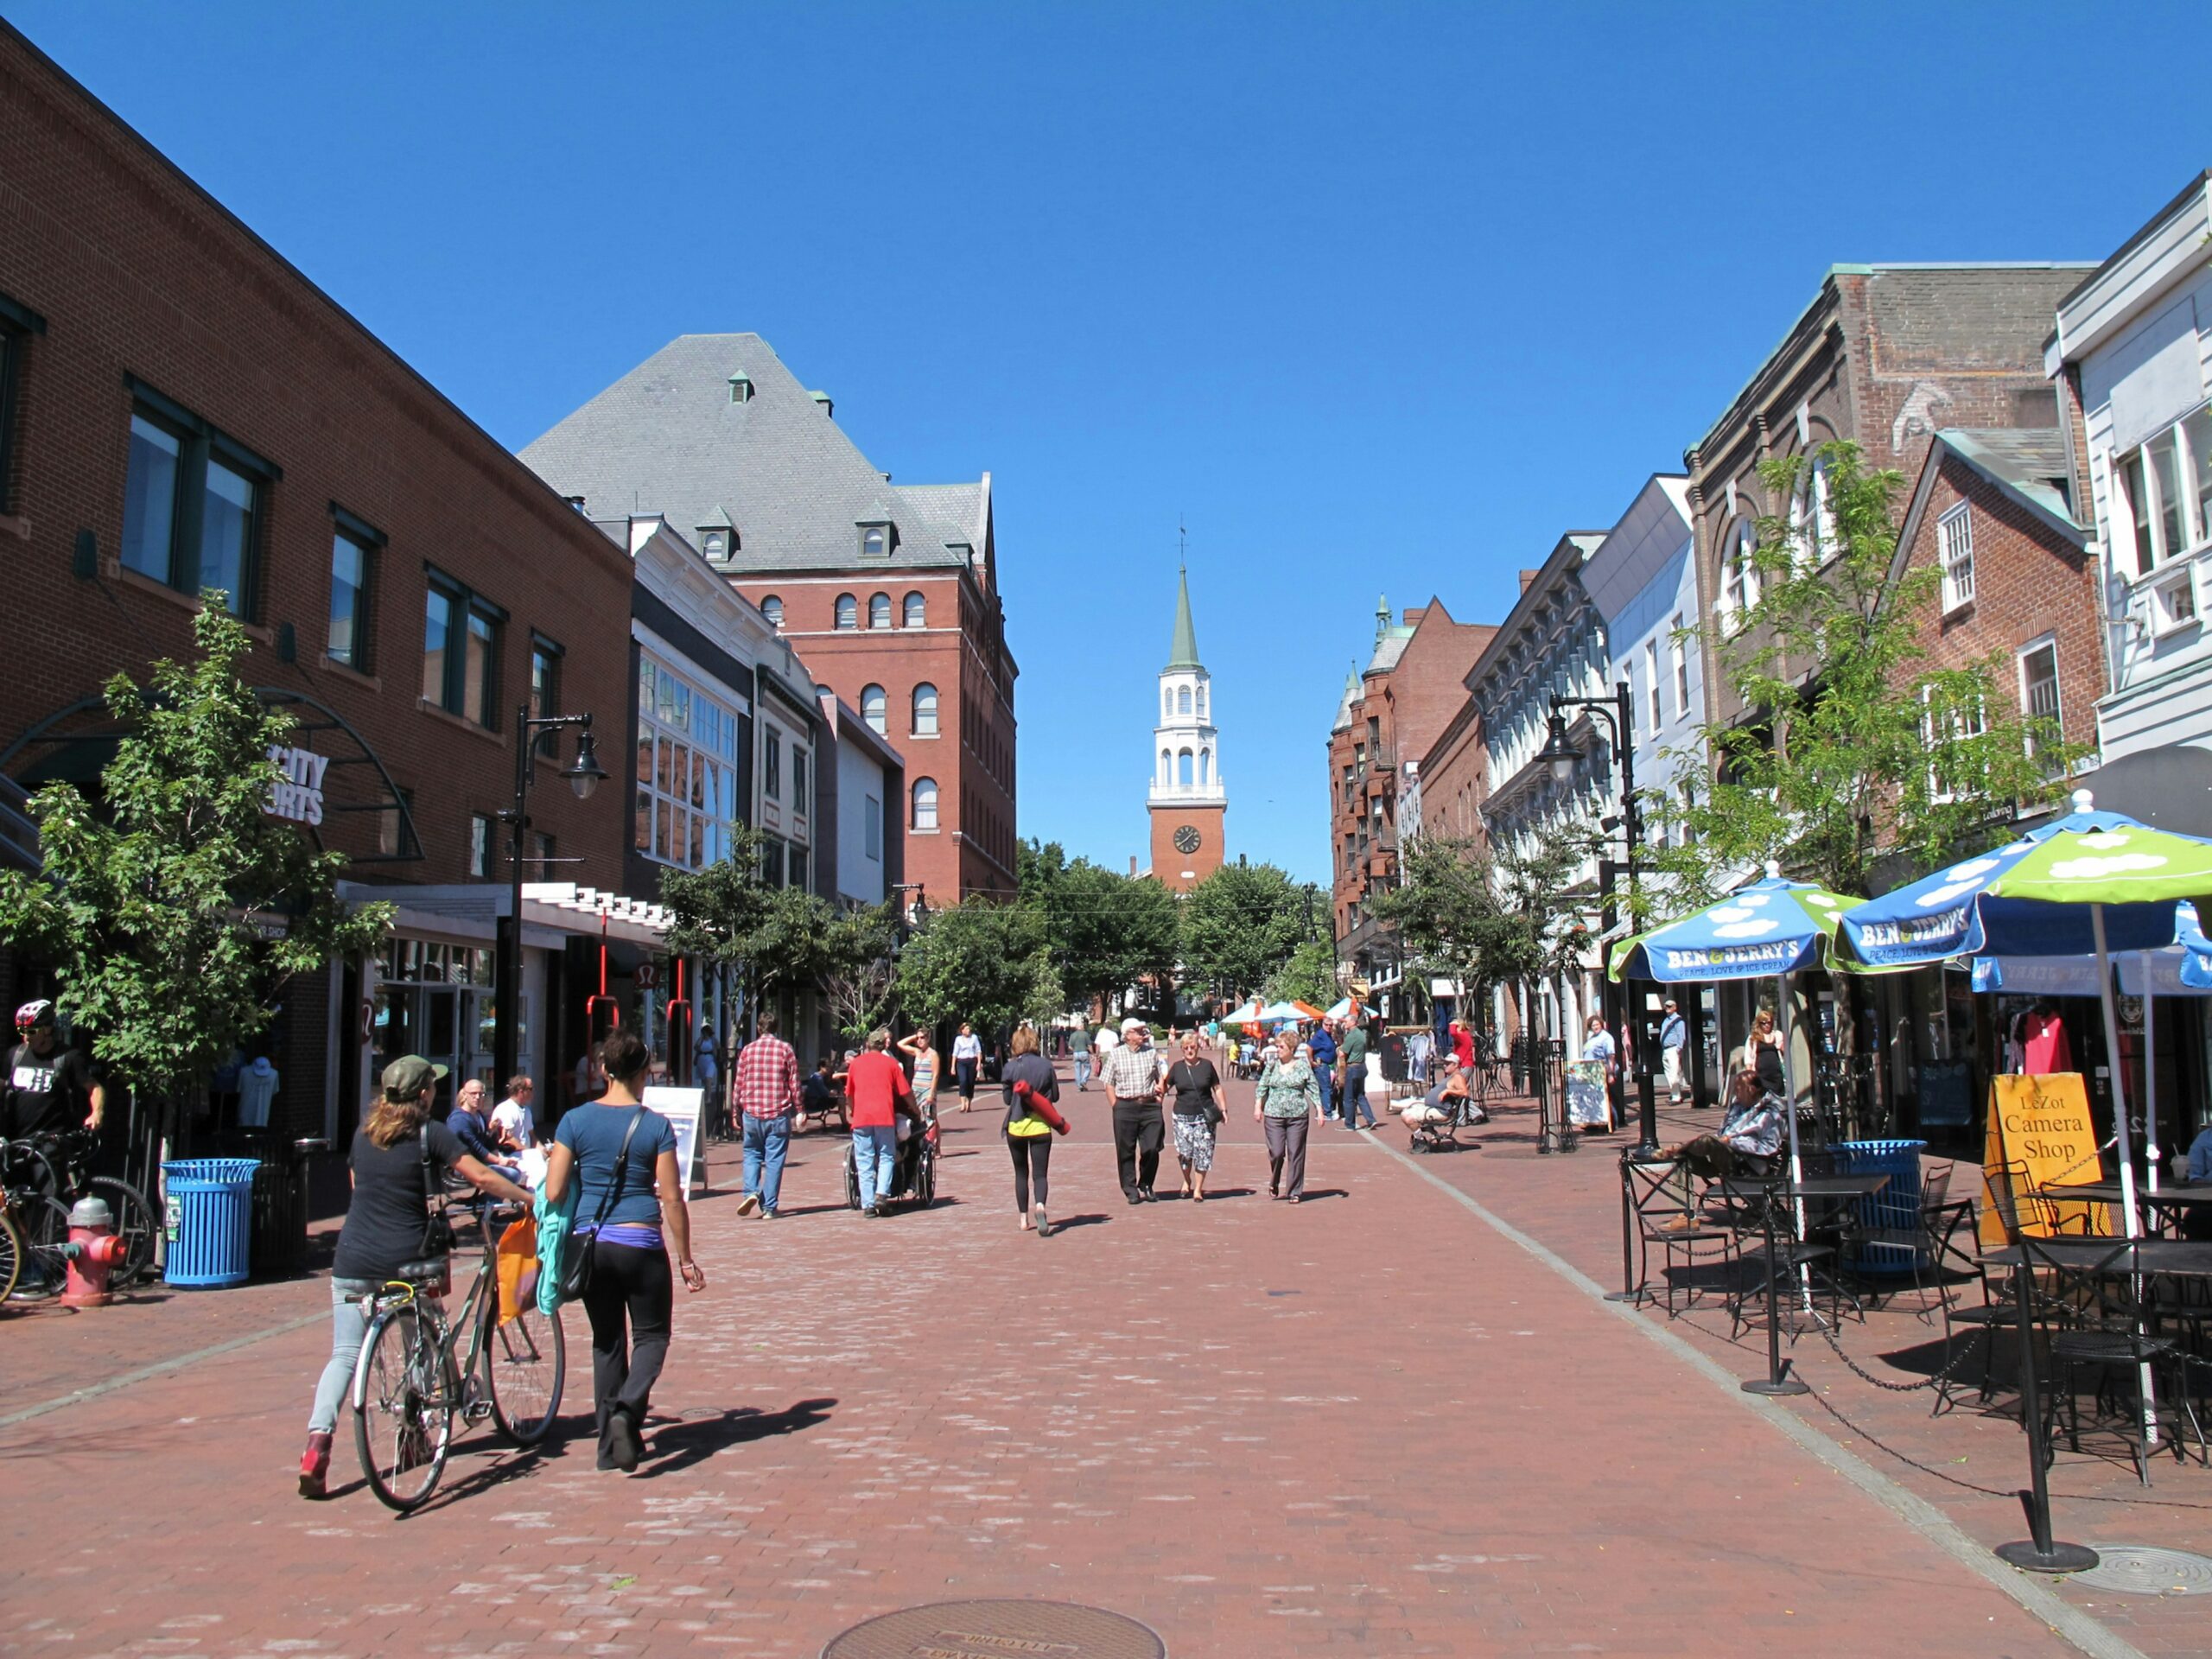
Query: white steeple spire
[{"left": 1150, "top": 561, "right": 1224, "bottom": 807}]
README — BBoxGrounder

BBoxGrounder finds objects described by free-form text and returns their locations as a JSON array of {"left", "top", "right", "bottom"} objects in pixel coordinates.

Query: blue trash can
[
  {"left": 162, "top": 1158, "right": 259, "bottom": 1288},
  {"left": 1831, "top": 1139, "right": 1928, "bottom": 1274}
]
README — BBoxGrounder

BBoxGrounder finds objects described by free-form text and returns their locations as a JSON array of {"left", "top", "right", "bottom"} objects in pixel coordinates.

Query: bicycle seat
[{"left": 395, "top": 1257, "right": 450, "bottom": 1287}]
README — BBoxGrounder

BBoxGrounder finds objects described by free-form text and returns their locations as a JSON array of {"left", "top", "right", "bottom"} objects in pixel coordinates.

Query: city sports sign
[
  {"left": 264, "top": 743, "right": 327, "bottom": 826},
  {"left": 1978, "top": 1072, "right": 2101, "bottom": 1247}
]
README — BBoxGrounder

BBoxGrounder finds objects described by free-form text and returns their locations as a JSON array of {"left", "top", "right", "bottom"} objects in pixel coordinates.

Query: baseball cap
[
  {"left": 1120, "top": 1017, "right": 1147, "bottom": 1035},
  {"left": 380, "top": 1054, "right": 449, "bottom": 1101}
]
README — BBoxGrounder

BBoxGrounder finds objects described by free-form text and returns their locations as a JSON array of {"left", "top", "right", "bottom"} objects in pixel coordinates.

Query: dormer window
[
  {"left": 697, "top": 513, "right": 737, "bottom": 562},
  {"left": 728, "top": 372, "right": 753, "bottom": 404},
  {"left": 858, "top": 519, "right": 893, "bottom": 559},
  {"left": 949, "top": 541, "right": 973, "bottom": 566}
]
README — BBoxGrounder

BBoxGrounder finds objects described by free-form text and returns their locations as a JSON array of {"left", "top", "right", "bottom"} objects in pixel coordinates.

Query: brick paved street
[{"left": 0, "top": 1064, "right": 2131, "bottom": 1657}]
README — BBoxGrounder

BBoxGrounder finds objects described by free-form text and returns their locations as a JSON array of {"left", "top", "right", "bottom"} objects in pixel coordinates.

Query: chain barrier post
[
  {"left": 1994, "top": 1256, "right": 2098, "bottom": 1573},
  {"left": 1743, "top": 1181, "right": 1809, "bottom": 1397},
  {"left": 1605, "top": 1147, "right": 1643, "bottom": 1304}
]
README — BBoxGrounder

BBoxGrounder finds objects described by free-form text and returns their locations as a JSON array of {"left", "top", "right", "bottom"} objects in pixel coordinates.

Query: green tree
[
  {"left": 1265, "top": 937, "right": 1338, "bottom": 1008},
  {"left": 1377, "top": 825, "right": 1592, "bottom": 1033},
  {"left": 0, "top": 601, "right": 391, "bottom": 1101},
  {"left": 1179, "top": 861, "right": 1312, "bottom": 1001},
  {"left": 1018, "top": 837, "right": 1180, "bottom": 1009},
  {"left": 894, "top": 897, "right": 1061, "bottom": 1034},
  {"left": 661, "top": 826, "right": 848, "bottom": 1009},
  {"left": 1652, "top": 440, "right": 2086, "bottom": 905},
  {"left": 821, "top": 902, "right": 901, "bottom": 1046}
]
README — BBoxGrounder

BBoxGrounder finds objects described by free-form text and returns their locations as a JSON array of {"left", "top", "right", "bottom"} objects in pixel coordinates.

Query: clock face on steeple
[{"left": 1173, "top": 824, "right": 1202, "bottom": 855}]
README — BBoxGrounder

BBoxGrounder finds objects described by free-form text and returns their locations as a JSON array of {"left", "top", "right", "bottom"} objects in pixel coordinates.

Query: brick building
[
  {"left": 0, "top": 22, "right": 648, "bottom": 1143},
  {"left": 1687, "top": 263, "right": 2094, "bottom": 730},
  {"left": 1326, "top": 597, "right": 1495, "bottom": 1002},
  {"left": 521, "top": 334, "right": 1017, "bottom": 906},
  {"left": 1891, "top": 430, "right": 2097, "bottom": 766}
]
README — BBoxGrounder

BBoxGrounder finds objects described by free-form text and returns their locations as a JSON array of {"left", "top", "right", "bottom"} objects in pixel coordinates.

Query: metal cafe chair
[
  {"left": 1624, "top": 1158, "right": 1738, "bottom": 1318},
  {"left": 2019, "top": 1236, "right": 2205, "bottom": 1486}
]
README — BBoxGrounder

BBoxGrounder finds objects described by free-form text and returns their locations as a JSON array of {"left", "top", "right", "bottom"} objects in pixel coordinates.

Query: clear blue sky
[{"left": 15, "top": 3, "right": 2209, "bottom": 886}]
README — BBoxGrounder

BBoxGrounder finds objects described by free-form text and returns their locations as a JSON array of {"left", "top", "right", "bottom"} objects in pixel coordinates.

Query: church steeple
[{"left": 1167, "top": 563, "right": 1201, "bottom": 671}]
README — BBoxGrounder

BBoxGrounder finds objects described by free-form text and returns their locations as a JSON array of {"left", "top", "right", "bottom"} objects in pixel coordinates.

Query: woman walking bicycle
[
  {"left": 297, "top": 1055, "right": 531, "bottom": 1499},
  {"left": 543, "top": 1028, "right": 707, "bottom": 1473}
]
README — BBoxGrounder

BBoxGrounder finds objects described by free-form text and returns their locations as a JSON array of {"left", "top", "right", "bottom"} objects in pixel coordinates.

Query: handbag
[
  {"left": 557, "top": 1108, "right": 644, "bottom": 1303},
  {"left": 418, "top": 1124, "right": 457, "bottom": 1259}
]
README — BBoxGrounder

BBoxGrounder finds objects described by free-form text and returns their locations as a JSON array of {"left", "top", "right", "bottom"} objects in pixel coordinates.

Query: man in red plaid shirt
[{"left": 733, "top": 1011, "right": 802, "bottom": 1219}]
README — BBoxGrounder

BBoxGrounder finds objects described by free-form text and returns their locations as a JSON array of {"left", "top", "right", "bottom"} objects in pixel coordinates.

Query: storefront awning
[{"left": 340, "top": 881, "right": 672, "bottom": 948}]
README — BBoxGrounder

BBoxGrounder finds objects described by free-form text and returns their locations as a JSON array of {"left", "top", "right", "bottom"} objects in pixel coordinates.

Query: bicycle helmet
[{"left": 14, "top": 998, "right": 54, "bottom": 1030}]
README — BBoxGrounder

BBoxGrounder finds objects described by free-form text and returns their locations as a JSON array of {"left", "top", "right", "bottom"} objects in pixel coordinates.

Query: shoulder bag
[
  {"left": 418, "top": 1123, "right": 457, "bottom": 1260},
  {"left": 557, "top": 1107, "right": 644, "bottom": 1303}
]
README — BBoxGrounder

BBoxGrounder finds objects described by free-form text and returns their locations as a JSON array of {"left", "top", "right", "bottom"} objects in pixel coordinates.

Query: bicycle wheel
[
  {"left": 0, "top": 1208, "right": 22, "bottom": 1301},
  {"left": 89, "top": 1176, "right": 156, "bottom": 1289},
  {"left": 17, "top": 1195, "right": 70, "bottom": 1296},
  {"left": 353, "top": 1306, "right": 454, "bottom": 1511},
  {"left": 482, "top": 1299, "right": 565, "bottom": 1445}
]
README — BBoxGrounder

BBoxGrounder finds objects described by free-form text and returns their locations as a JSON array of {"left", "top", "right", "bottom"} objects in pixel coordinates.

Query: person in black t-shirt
[
  {"left": 8, "top": 1000, "right": 102, "bottom": 1140},
  {"left": 296, "top": 1054, "right": 531, "bottom": 1501},
  {"left": 1164, "top": 1031, "right": 1226, "bottom": 1202}
]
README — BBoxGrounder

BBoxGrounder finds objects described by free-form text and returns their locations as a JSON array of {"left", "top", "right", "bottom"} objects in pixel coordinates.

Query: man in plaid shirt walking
[{"left": 733, "top": 1011, "right": 802, "bottom": 1219}]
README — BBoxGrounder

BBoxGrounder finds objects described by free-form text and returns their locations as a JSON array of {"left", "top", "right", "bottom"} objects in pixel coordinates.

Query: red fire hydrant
[{"left": 60, "top": 1196, "right": 127, "bottom": 1308}]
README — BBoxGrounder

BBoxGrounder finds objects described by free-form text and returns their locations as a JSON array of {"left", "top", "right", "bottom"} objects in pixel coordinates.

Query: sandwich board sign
[
  {"left": 643, "top": 1084, "right": 706, "bottom": 1197},
  {"left": 1978, "top": 1073, "right": 2102, "bottom": 1248}
]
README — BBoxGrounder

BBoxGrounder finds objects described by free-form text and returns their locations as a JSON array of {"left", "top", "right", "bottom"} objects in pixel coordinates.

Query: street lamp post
[
  {"left": 1534, "top": 681, "right": 1662, "bottom": 1163},
  {"left": 495, "top": 707, "right": 607, "bottom": 1093}
]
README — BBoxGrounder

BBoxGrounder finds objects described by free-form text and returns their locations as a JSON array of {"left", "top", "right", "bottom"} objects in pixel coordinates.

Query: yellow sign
[{"left": 1979, "top": 1073, "right": 2102, "bottom": 1248}]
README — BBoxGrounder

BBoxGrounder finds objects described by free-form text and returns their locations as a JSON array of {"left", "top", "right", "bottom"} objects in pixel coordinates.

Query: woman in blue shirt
[{"left": 544, "top": 1028, "right": 707, "bottom": 1472}]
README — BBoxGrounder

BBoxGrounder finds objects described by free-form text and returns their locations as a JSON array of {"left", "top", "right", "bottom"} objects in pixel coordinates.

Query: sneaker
[
  {"left": 298, "top": 1430, "right": 334, "bottom": 1500},
  {"left": 760, "top": 1206, "right": 779, "bottom": 1221},
  {"left": 735, "top": 1192, "right": 762, "bottom": 1217},
  {"left": 861, "top": 1205, "right": 880, "bottom": 1218},
  {"left": 1033, "top": 1202, "right": 1050, "bottom": 1239}
]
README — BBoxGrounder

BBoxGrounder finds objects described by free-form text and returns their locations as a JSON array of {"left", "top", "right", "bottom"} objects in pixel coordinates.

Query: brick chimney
[{"left": 1519, "top": 569, "right": 1539, "bottom": 594}]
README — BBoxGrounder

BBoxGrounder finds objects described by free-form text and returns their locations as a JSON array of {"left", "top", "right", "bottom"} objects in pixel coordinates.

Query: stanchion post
[
  {"left": 1743, "top": 1181, "right": 1809, "bottom": 1396},
  {"left": 1605, "top": 1147, "right": 1643, "bottom": 1304},
  {"left": 1995, "top": 1256, "right": 2097, "bottom": 1573}
]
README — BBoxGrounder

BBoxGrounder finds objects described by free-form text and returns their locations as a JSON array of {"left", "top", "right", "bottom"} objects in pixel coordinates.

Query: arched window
[
  {"left": 1177, "top": 686, "right": 1192, "bottom": 715},
  {"left": 1200, "top": 747, "right": 1211, "bottom": 785},
  {"left": 1162, "top": 687, "right": 1173, "bottom": 720},
  {"left": 1197, "top": 683, "right": 1208, "bottom": 717},
  {"left": 834, "top": 593, "right": 857, "bottom": 630},
  {"left": 1719, "top": 519, "right": 1759, "bottom": 625},
  {"left": 861, "top": 684, "right": 887, "bottom": 734},
  {"left": 861, "top": 526, "right": 887, "bottom": 558},
  {"left": 1160, "top": 747, "right": 1172, "bottom": 783},
  {"left": 868, "top": 593, "right": 892, "bottom": 629},
  {"left": 912, "top": 777, "right": 938, "bottom": 831},
  {"left": 1178, "top": 748, "right": 1194, "bottom": 787},
  {"left": 903, "top": 591, "right": 925, "bottom": 628},
  {"left": 760, "top": 594, "right": 783, "bottom": 630},
  {"left": 911, "top": 682, "right": 939, "bottom": 736}
]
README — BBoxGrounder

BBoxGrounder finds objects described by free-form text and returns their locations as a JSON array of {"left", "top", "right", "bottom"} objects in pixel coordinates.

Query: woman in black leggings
[{"left": 1001, "top": 1027, "right": 1069, "bottom": 1236}]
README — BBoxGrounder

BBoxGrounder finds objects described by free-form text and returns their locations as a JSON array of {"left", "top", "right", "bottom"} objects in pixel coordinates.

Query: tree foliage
[
  {"left": 1178, "top": 861, "right": 1313, "bottom": 1001},
  {"left": 660, "top": 825, "right": 858, "bottom": 1010},
  {"left": 1265, "top": 938, "right": 1338, "bottom": 1008},
  {"left": 1018, "top": 838, "right": 1180, "bottom": 1008},
  {"left": 821, "top": 902, "right": 901, "bottom": 1046},
  {"left": 1650, "top": 441, "right": 2087, "bottom": 905},
  {"left": 0, "top": 601, "right": 391, "bottom": 1096},
  {"left": 1374, "top": 825, "right": 1591, "bottom": 1015},
  {"left": 894, "top": 897, "right": 1062, "bottom": 1035}
]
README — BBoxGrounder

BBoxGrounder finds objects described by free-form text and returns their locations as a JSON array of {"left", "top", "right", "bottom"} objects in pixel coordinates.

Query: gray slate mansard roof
[{"left": 519, "top": 334, "right": 988, "bottom": 575}]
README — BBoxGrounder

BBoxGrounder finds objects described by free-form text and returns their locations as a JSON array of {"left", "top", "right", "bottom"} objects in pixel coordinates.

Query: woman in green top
[{"left": 1253, "top": 1027, "right": 1321, "bottom": 1202}]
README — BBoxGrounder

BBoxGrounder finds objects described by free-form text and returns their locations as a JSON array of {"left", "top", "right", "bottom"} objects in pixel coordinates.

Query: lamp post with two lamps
[
  {"left": 493, "top": 707, "right": 608, "bottom": 1091},
  {"left": 1532, "top": 682, "right": 1662, "bottom": 1164}
]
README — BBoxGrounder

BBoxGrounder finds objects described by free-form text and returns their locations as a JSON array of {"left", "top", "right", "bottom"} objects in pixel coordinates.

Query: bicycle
[
  {"left": 350, "top": 1200, "right": 566, "bottom": 1512},
  {"left": 2, "top": 1129, "right": 154, "bottom": 1299}
]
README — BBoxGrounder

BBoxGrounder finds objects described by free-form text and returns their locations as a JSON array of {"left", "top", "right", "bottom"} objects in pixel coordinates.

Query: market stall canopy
[
  {"left": 1608, "top": 865, "right": 1855, "bottom": 984},
  {"left": 1218, "top": 1000, "right": 1265, "bottom": 1029}
]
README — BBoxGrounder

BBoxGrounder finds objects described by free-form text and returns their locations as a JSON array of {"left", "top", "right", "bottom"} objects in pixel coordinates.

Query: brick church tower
[{"left": 1147, "top": 567, "right": 1226, "bottom": 891}]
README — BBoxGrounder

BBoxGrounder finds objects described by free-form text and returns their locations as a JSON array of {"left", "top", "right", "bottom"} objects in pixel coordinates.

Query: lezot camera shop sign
[{"left": 265, "top": 744, "right": 327, "bottom": 827}]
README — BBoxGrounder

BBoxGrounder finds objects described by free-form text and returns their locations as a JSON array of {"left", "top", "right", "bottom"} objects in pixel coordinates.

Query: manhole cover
[
  {"left": 823, "top": 1599, "right": 1166, "bottom": 1658},
  {"left": 2073, "top": 1545, "right": 2212, "bottom": 1595}
]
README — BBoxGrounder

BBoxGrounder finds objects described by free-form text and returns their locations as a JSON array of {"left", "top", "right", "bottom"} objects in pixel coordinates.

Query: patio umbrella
[
  {"left": 1610, "top": 862, "right": 1859, "bottom": 1196},
  {"left": 1324, "top": 996, "right": 1355, "bottom": 1021},
  {"left": 1839, "top": 791, "right": 2212, "bottom": 1241},
  {"left": 1218, "top": 1000, "right": 1264, "bottom": 1030},
  {"left": 1257, "top": 1001, "right": 1312, "bottom": 1026}
]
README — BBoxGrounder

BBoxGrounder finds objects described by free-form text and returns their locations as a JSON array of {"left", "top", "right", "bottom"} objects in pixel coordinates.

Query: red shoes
[{"left": 298, "top": 1430, "right": 334, "bottom": 1499}]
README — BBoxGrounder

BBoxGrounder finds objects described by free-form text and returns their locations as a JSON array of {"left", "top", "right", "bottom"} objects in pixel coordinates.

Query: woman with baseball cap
[{"left": 298, "top": 1055, "right": 532, "bottom": 1499}]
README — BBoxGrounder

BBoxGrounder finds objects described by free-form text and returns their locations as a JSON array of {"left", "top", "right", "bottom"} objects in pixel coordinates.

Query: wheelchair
[{"left": 843, "top": 1106, "right": 939, "bottom": 1211}]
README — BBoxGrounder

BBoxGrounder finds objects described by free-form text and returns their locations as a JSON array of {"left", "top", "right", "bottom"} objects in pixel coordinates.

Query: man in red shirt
[
  {"left": 846, "top": 1027, "right": 917, "bottom": 1217},
  {"left": 732, "top": 1011, "right": 802, "bottom": 1220}
]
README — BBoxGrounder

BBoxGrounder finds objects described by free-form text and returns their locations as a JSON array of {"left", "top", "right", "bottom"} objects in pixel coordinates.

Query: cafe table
[
  {"left": 1716, "top": 1173, "right": 1890, "bottom": 1393},
  {"left": 2040, "top": 1181, "right": 2212, "bottom": 1237}
]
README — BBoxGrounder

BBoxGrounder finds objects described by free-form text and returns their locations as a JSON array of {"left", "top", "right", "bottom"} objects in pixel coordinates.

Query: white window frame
[
  {"left": 2111, "top": 408, "right": 2212, "bottom": 580},
  {"left": 912, "top": 776, "right": 939, "bottom": 832},
  {"left": 2016, "top": 633, "right": 2063, "bottom": 772},
  {"left": 1920, "top": 683, "right": 1989, "bottom": 804},
  {"left": 636, "top": 650, "right": 744, "bottom": 871},
  {"left": 1937, "top": 502, "right": 1975, "bottom": 614},
  {"left": 1719, "top": 521, "right": 1758, "bottom": 631},
  {"left": 1669, "top": 613, "right": 1689, "bottom": 717},
  {"left": 2152, "top": 566, "right": 2200, "bottom": 635},
  {"left": 1643, "top": 639, "right": 1661, "bottom": 734}
]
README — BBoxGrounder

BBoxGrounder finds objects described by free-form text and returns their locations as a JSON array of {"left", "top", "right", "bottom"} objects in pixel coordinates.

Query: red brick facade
[
  {"left": 1328, "top": 601, "right": 1496, "bottom": 969},
  {"left": 735, "top": 566, "right": 1016, "bottom": 905},
  {"left": 1894, "top": 443, "right": 2099, "bottom": 756}
]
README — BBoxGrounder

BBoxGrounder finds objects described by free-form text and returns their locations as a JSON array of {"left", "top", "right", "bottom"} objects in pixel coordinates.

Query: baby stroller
[{"left": 844, "top": 1103, "right": 939, "bottom": 1211}]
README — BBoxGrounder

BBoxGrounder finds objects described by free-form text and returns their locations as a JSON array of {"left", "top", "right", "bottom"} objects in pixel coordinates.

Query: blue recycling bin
[
  {"left": 1831, "top": 1139, "right": 1928, "bottom": 1273},
  {"left": 162, "top": 1158, "right": 259, "bottom": 1287}
]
